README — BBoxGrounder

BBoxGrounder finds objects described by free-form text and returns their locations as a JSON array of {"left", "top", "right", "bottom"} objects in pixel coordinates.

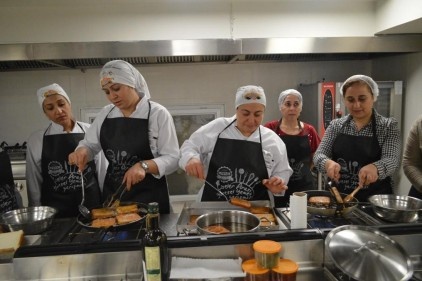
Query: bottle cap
[{"left": 148, "top": 202, "right": 159, "bottom": 213}]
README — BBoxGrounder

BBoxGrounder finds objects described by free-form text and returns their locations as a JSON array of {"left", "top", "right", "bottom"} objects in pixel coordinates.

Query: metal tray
[{"left": 175, "top": 201, "right": 282, "bottom": 235}]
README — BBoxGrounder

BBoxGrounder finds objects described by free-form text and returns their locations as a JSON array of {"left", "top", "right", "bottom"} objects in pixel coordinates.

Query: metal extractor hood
[{"left": 1, "top": 35, "right": 422, "bottom": 72}]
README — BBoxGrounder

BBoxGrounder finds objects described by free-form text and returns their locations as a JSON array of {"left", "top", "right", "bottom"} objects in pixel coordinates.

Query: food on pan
[
  {"left": 91, "top": 217, "right": 116, "bottom": 228},
  {"left": 116, "top": 213, "right": 142, "bottom": 225},
  {"left": 203, "top": 224, "right": 231, "bottom": 234},
  {"left": 189, "top": 215, "right": 200, "bottom": 225},
  {"left": 116, "top": 204, "right": 138, "bottom": 214},
  {"left": 255, "top": 213, "right": 276, "bottom": 227},
  {"left": 249, "top": 206, "right": 271, "bottom": 214},
  {"left": 91, "top": 207, "right": 115, "bottom": 219},
  {"left": 230, "top": 197, "right": 252, "bottom": 209},
  {"left": 308, "top": 196, "right": 331, "bottom": 205},
  {"left": 87, "top": 203, "right": 143, "bottom": 228}
]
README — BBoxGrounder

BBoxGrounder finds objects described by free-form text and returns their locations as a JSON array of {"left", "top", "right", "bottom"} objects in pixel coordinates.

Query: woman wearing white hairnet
[
  {"left": 313, "top": 75, "right": 401, "bottom": 202},
  {"left": 179, "top": 85, "right": 292, "bottom": 205},
  {"left": 69, "top": 60, "right": 179, "bottom": 214},
  {"left": 26, "top": 83, "right": 105, "bottom": 217},
  {"left": 265, "top": 89, "right": 321, "bottom": 207}
]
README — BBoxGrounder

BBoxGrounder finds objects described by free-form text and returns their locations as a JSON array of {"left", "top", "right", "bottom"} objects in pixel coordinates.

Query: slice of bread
[{"left": 0, "top": 230, "right": 24, "bottom": 254}]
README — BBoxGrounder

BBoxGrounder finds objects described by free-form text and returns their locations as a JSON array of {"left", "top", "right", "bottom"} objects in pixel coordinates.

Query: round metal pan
[
  {"left": 195, "top": 210, "right": 260, "bottom": 235},
  {"left": 76, "top": 202, "right": 148, "bottom": 230},
  {"left": 368, "top": 194, "right": 422, "bottom": 223},
  {"left": 304, "top": 190, "right": 358, "bottom": 217}
]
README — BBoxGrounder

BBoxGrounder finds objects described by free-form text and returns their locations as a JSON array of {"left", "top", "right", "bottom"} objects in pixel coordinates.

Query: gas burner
[{"left": 275, "top": 205, "right": 386, "bottom": 229}]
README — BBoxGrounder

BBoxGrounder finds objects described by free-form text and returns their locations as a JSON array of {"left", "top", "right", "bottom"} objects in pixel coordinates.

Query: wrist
[{"left": 140, "top": 161, "right": 149, "bottom": 173}]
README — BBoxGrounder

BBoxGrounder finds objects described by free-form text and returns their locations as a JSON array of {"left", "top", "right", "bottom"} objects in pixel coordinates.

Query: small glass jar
[
  {"left": 242, "top": 259, "right": 270, "bottom": 281},
  {"left": 253, "top": 240, "right": 282, "bottom": 269},
  {"left": 271, "top": 258, "right": 299, "bottom": 281}
]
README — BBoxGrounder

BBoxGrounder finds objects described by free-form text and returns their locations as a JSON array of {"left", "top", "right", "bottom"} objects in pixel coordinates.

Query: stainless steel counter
[{"left": 1, "top": 211, "right": 421, "bottom": 281}]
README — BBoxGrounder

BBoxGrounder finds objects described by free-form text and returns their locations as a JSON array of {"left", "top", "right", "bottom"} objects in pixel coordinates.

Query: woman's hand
[
  {"left": 123, "top": 162, "right": 147, "bottom": 191},
  {"left": 185, "top": 158, "right": 205, "bottom": 179},
  {"left": 358, "top": 163, "right": 379, "bottom": 187},
  {"left": 325, "top": 160, "right": 341, "bottom": 182},
  {"left": 68, "top": 147, "right": 89, "bottom": 172},
  {"left": 262, "top": 177, "right": 288, "bottom": 194}
]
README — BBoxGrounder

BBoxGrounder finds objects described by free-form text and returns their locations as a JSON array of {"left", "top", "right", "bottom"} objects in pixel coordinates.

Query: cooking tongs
[
  {"left": 327, "top": 180, "right": 345, "bottom": 211},
  {"left": 104, "top": 182, "right": 126, "bottom": 208}
]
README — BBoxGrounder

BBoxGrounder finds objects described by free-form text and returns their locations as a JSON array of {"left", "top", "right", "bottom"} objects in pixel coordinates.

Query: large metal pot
[
  {"left": 304, "top": 190, "right": 358, "bottom": 217},
  {"left": 195, "top": 210, "right": 260, "bottom": 235},
  {"left": 368, "top": 194, "right": 422, "bottom": 223},
  {"left": 1, "top": 206, "right": 57, "bottom": 235}
]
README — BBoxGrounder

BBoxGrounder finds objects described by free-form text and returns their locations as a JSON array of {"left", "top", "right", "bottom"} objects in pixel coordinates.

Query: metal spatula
[{"left": 344, "top": 185, "right": 362, "bottom": 203}]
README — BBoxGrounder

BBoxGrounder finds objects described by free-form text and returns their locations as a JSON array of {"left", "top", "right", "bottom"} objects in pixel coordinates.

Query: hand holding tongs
[{"left": 105, "top": 182, "right": 126, "bottom": 208}]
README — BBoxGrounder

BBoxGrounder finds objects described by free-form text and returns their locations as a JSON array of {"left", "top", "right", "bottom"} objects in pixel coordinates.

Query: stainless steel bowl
[
  {"left": 368, "top": 194, "right": 422, "bottom": 223},
  {"left": 195, "top": 210, "right": 260, "bottom": 235},
  {"left": 1, "top": 206, "right": 57, "bottom": 234}
]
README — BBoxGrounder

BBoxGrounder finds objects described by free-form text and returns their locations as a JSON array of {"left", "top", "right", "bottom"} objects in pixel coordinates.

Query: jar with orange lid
[
  {"left": 252, "top": 240, "right": 282, "bottom": 269},
  {"left": 271, "top": 258, "right": 299, "bottom": 281},
  {"left": 242, "top": 259, "right": 270, "bottom": 281}
]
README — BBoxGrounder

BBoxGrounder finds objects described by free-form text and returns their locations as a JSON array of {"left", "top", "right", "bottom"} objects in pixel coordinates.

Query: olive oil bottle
[{"left": 142, "top": 202, "right": 169, "bottom": 281}]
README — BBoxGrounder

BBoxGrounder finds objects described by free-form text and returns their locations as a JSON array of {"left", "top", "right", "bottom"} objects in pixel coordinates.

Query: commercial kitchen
[{"left": 0, "top": 0, "right": 422, "bottom": 280}]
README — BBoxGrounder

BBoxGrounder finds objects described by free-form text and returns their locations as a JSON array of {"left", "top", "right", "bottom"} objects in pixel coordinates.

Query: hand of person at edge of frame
[
  {"left": 123, "top": 162, "right": 147, "bottom": 191},
  {"left": 262, "top": 177, "right": 287, "bottom": 194},
  {"left": 185, "top": 158, "right": 205, "bottom": 180},
  {"left": 325, "top": 160, "right": 341, "bottom": 182},
  {"left": 68, "top": 147, "right": 89, "bottom": 173}
]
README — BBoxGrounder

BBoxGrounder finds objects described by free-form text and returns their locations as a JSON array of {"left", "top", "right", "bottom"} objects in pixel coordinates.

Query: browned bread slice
[
  {"left": 115, "top": 204, "right": 138, "bottom": 214},
  {"left": 91, "top": 208, "right": 115, "bottom": 219},
  {"left": 115, "top": 213, "right": 142, "bottom": 225},
  {"left": 203, "top": 225, "right": 230, "bottom": 234},
  {"left": 230, "top": 197, "right": 252, "bottom": 209},
  {"left": 91, "top": 217, "right": 116, "bottom": 228},
  {"left": 308, "top": 196, "right": 331, "bottom": 205}
]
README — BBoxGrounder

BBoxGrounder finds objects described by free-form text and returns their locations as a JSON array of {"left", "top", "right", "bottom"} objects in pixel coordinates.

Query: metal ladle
[{"left": 78, "top": 171, "right": 91, "bottom": 219}]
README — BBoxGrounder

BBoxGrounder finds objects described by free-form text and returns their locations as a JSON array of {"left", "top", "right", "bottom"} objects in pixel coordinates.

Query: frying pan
[
  {"left": 304, "top": 190, "right": 358, "bottom": 217},
  {"left": 76, "top": 201, "right": 148, "bottom": 230}
]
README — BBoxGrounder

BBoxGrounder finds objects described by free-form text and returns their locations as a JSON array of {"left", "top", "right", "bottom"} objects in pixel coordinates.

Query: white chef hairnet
[
  {"left": 100, "top": 60, "right": 151, "bottom": 99},
  {"left": 340, "top": 74, "right": 379, "bottom": 102},
  {"left": 278, "top": 89, "right": 303, "bottom": 108},
  {"left": 235, "top": 85, "right": 266, "bottom": 109},
  {"left": 37, "top": 83, "right": 71, "bottom": 109}
]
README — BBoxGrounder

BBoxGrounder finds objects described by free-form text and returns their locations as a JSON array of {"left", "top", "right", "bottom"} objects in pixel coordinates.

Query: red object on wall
[{"left": 319, "top": 82, "right": 335, "bottom": 137}]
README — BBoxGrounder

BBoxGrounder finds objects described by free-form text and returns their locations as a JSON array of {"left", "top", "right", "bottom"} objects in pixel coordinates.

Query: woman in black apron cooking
[
  {"left": 68, "top": 60, "right": 179, "bottom": 214},
  {"left": 265, "top": 89, "right": 321, "bottom": 207},
  {"left": 179, "top": 85, "right": 293, "bottom": 206},
  {"left": 0, "top": 149, "right": 22, "bottom": 214},
  {"left": 313, "top": 75, "right": 401, "bottom": 202},
  {"left": 26, "top": 84, "right": 105, "bottom": 218}
]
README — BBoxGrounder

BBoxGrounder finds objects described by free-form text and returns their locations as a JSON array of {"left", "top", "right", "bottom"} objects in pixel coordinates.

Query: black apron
[
  {"left": 201, "top": 120, "right": 270, "bottom": 202},
  {"left": 41, "top": 123, "right": 101, "bottom": 218},
  {"left": 0, "top": 151, "right": 19, "bottom": 214},
  {"left": 332, "top": 112, "right": 392, "bottom": 202},
  {"left": 274, "top": 119, "right": 315, "bottom": 207},
  {"left": 100, "top": 102, "right": 170, "bottom": 214}
]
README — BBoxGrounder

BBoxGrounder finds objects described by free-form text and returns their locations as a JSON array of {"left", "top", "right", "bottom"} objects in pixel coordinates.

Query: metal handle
[{"left": 354, "top": 240, "right": 384, "bottom": 254}]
